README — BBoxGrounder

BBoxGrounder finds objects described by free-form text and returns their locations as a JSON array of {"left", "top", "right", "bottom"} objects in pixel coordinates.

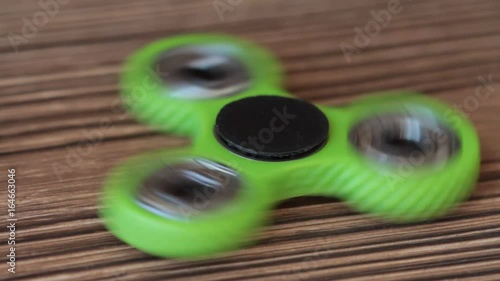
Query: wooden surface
[{"left": 1, "top": 0, "right": 500, "bottom": 280}]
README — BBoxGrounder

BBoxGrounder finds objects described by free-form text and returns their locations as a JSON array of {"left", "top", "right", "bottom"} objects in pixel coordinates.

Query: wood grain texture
[{"left": 1, "top": 0, "right": 500, "bottom": 280}]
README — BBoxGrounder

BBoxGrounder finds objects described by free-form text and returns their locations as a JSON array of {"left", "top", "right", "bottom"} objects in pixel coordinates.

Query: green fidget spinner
[{"left": 100, "top": 34, "right": 481, "bottom": 258}]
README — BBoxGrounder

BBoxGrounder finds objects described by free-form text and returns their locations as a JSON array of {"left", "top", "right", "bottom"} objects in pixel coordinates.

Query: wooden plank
[{"left": 1, "top": 0, "right": 500, "bottom": 280}]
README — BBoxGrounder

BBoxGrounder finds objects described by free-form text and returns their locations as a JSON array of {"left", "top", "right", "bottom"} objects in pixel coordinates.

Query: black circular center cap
[{"left": 215, "top": 96, "right": 329, "bottom": 161}]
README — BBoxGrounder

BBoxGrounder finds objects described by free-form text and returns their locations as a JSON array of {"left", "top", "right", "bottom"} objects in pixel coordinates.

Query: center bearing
[{"left": 215, "top": 96, "right": 330, "bottom": 161}]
